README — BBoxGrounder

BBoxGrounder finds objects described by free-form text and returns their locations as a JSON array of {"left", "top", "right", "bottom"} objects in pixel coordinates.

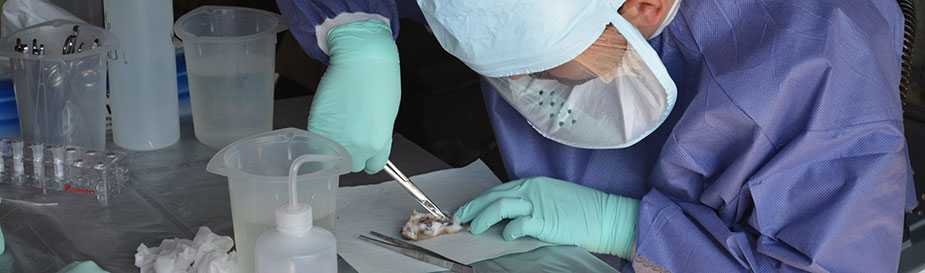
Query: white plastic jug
[
  {"left": 255, "top": 154, "right": 337, "bottom": 273},
  {"left": 207, "top": 128, "right": 349, "bottom": 273}
]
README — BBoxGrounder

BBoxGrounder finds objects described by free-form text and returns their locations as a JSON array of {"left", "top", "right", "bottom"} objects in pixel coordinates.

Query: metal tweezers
[
  {"left": 383, "top": 160, "right": 451, "bottom": 221},
  {"left": 358, "top": 231, "right": 475, "bottom": 273}
]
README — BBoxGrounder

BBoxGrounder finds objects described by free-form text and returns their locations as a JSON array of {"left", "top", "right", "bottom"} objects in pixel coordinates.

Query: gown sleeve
[{"left": 275, "top": 0, "right": 420, "bottom": 63}]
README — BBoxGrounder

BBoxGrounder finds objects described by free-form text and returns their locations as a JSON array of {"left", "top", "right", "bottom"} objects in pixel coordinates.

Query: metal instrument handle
[
  {"left": 359, "top": 233, "right": 475, "bottom": 273},
  {"left": 383, "top": 161, "right": 450, "bottom": 220}
]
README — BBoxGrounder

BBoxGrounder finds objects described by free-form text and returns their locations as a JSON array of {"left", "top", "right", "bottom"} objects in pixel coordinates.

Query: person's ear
[{"left": 620, "top": 0, "right": 671, "bottom": 37}]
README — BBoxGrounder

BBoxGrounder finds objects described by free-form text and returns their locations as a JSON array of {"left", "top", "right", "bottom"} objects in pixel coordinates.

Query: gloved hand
[
  {"left": 308, "top": 19, "right": 401, "bottom": 174},
  {"left": 455, "top": 177, "right": 639, "bottom": 258},
  {"left": 0, "top": 226, "right": 4, "bottom": 255},
  {"left": 56, "top": 261, "right": 108, "bottom": 273}
]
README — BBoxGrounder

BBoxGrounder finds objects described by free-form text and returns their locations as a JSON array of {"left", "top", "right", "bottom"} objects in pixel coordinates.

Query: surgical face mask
[
  {"left": 419, "top": 0, "right": 678, "bottom": 149},
  {"left": 488, "top": 16, "right": 676, "bottom": 149},
  {"left": 529, "top": 25, "right": 628, "bottom": 86}
]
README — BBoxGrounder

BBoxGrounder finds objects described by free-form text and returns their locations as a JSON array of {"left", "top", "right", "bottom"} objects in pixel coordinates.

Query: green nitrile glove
[
  {"left": 56, "top": 261, "right": 108, "bottom": 273},
  {"left": 308, "top": 19, "right": 401, "bottom": 174},
  {"left": 0, "top": 226, "right": 4, "bottom": 255},
  {"left": 455, "top": 177, "right": 639, "bottom": 258}
]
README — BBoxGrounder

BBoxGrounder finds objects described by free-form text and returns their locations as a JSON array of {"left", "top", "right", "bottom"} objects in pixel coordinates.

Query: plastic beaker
[
  {"left": 207, "top": 128, "right": 350, "bottom": 273},
  {"left": 0, "top": 20, "right": 116, "bottom": 150},
  {"left": 174, "top": 6, "right": 286, "bottom": 149}
]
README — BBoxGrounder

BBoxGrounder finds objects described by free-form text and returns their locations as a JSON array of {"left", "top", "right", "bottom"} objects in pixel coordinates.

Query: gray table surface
[
  {"left": 0, "top": 97, "right": 626, "bottom": 273},
  {"left": 5, "top": 96, "right": 917, "bottom": 272},
  {"left": 0, "top": 97, "right": 449, "bottom": 273}
]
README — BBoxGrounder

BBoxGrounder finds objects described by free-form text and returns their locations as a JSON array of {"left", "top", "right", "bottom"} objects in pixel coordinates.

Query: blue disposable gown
[{"left": 277, "top": 0, "right": 918, "bottom": 271}]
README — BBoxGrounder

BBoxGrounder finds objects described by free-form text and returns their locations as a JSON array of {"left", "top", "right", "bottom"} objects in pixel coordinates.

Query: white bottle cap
[{"left": 275, "top": 203, "right": 313, "bottom": 236}]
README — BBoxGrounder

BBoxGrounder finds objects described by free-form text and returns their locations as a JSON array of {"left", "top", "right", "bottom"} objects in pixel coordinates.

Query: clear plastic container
[
  {"left": 0, "top": 20, "right": 116, "bottom": 150},
  {"left": 105, "top": 0, "right": 181, "bottom": 151},
  {"left": 207, "top": 128, "right": 349, "bottom": 273},
  {"left": 174, "top": 6, "right": 286, "bottom": 149}
]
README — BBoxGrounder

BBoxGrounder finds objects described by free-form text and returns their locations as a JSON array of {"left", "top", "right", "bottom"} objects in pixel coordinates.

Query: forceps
[
  {"left": 358, "top": 231, "right": 475, "bottom": 273},
  {"left": 383, "top": 160, "right": 451, "bottom": 221}
]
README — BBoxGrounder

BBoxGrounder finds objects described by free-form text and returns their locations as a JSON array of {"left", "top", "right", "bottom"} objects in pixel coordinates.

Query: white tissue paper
[
  {"left": 195, "top": 252, "right": 238, "bottom": 273},
  {"left": 135, "top": 227, "right": 238, "bottom": 273}
]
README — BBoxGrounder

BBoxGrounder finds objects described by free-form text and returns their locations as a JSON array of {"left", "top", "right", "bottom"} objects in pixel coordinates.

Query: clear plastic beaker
[
  {"left": 0, "top": 20, "right": 116, "bottom": 150},
  {"left": 174, "top": 6, "right": 286, "bottom": 149},
  {"left": 207, "top": 128, "right": 350, "bottom": 273}
]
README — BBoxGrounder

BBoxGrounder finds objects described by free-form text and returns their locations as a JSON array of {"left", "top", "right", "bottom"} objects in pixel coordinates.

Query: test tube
[
  {"left": 12, "top": 141, "right": 23, "bottom": 185},
  {"left": 13, "top": 141, "right": 24, "bottom": 176},
  {"left": 94, "top": 162, "right": 108, "bottom": 205},
  {"left": 0, "top": 139, "right": 10, "bottom": 175},
  {"left": 32, "top": 144, "right": 44, "bottom": 169},
  {"left": 52, "top": 146, "right": 65, "bottom": 180},
  {"left": 32, "top": 144, "right": 45, "bottom": 192},
  {"left": 65, "top": 147, "right": 78, "bottom": 162},
  {"left": 105, "top": 152, "right": 118, "bottom": 163},
  {"left": 65, "top": 147, "right": 79, "bottom": 187},
  {"left": 85, "top": 151, "right": 98, "bottom": 167},
  {"left": 104, "top": 152, "right": 122, "bottom": 191},
  {"left": 72, "top": 159, "right": 85, "bottom": 188}
]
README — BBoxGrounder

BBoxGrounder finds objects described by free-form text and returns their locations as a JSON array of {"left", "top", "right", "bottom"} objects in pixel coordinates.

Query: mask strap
[
  {"left": 608, "top": 15, "right": 676, "bottom": 96},
  {"left": 649, "top": 0, "right": 682, "bottom": 38}
]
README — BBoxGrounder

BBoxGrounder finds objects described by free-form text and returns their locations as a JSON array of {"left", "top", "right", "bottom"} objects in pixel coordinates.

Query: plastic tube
[{"left": 288, "top": 155, "right": 313, "bottom": 209}]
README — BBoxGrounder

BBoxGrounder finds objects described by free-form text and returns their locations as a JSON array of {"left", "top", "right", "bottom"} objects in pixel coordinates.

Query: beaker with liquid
[
  {"left": 174, "top": 6, "right": 286, "bottom": 149},
  {"left": 207, "top": 128, "right": 349, "bottom": 273}
]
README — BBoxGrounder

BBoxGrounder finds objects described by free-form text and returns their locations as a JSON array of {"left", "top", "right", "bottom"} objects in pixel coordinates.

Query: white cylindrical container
[{"left": 104, "top": 0, "right": 180, "bottom": 151}]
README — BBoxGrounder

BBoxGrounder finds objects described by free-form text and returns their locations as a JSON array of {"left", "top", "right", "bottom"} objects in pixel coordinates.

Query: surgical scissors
[
  {"left": 383, "top": 160, "right": 451, "bottom": 221},
  {"left": 358, "top": 231, "right": 474, "bottom": 273}
]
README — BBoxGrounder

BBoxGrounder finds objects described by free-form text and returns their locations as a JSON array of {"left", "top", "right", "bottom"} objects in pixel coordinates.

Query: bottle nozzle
[{"left": 275, "top": 154, "right": 320, "bottom": 235}]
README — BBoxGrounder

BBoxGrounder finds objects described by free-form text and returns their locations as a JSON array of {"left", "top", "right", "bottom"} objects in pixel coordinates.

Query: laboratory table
[
  {"left": 0, "top": 97, "right": 620, "bottom": 273},
  {"left": 9, "top": 96, "right": 917, "bottom": 272}
]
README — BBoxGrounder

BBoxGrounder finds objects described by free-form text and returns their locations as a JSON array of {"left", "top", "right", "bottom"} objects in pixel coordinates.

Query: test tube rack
[{"left": 0, "top": 138, "right": 129, "bottom": 205}]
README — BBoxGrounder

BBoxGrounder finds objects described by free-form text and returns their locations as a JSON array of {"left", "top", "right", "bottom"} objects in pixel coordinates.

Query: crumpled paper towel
[{"left": 135, "top": 227, "right": 237, "bottom": 273}]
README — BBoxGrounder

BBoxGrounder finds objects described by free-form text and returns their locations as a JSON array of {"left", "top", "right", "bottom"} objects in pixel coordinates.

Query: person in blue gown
[{"left": 276, "top": 0, "right": 917, "bottom": 271}]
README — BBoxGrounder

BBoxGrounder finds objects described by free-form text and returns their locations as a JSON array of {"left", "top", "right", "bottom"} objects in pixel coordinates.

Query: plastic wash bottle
[{"left": 255, "top": 155, "right": 337, "bottom": 273}]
